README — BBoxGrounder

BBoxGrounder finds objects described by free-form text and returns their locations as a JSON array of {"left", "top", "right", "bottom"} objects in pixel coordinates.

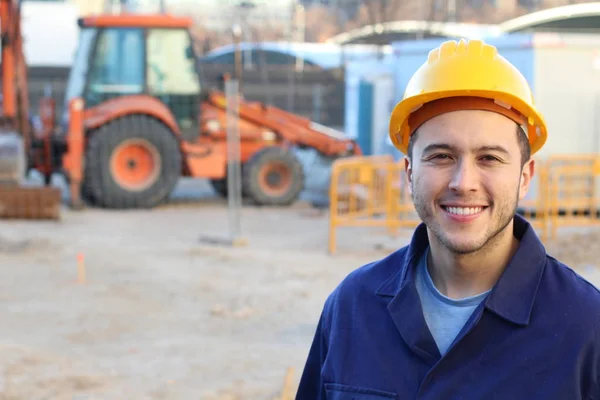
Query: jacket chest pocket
[{"left": 325, "top": 383, "right": 397, "bottom": 400}]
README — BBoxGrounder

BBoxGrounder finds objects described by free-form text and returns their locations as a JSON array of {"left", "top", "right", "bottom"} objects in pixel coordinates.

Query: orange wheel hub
[
  {"left": 258, "top": 161, "right": 292, "bottom": 197},
  {"left": 109, "top": 139, "right": 161, "bottom": 191}
]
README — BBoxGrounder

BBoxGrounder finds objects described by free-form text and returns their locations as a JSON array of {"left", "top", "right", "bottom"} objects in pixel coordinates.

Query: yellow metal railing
[
  {"left": 328, "top": 155, "right": 418, "bottom": 255},
  {"left": 328, "top": 154, "right": 600, "bottom": 254},
  {"left": 517, "top": 158, "right": 549, "bottom": 242},
  {"left": 545, "top": 154, "right": 600, "bottom": 240}
]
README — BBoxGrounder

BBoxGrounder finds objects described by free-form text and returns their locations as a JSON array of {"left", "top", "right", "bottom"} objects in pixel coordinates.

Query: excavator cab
[{"left": 64, "top": 15, "right": 202, "bottom": 142}]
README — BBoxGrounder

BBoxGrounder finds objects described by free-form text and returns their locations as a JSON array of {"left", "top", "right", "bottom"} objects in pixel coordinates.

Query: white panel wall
[
  {"left": 370, "top": 74, "right": 396, "bottom": 156},
  {"left": 533, "top": 34, "right": 600, "bottom": 158},
  {"left": 344, "top": 54, "right": 396, "bottom": 141}
]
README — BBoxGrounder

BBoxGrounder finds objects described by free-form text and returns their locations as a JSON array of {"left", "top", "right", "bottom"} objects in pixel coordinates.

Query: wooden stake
[
  {"left": 280, "top": 366, "right": 295, "bottom": 400},
  {"left": 77, "top": 252, "right": 86, "bottom": 285}
]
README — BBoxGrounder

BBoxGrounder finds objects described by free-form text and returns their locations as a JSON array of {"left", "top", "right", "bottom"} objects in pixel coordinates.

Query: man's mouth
[{"left": 441, "top": 206, "right": 487, "bottom": 216}]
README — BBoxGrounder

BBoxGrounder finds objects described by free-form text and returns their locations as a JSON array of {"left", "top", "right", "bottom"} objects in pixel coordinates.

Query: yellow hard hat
[{"left": 388, "top": 38, "right": 548, "bottom": 155}]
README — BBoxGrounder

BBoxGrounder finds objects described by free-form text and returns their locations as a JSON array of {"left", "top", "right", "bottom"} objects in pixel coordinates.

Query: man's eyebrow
[
  {"left": 421, "top": 143, "right": 456, "bottom": 155},
  {"left": 421, "top": 144, "right": 511, "bottom": 156},
  {"left": 477, "top": 145, "right": 510, "bottom": 155}
]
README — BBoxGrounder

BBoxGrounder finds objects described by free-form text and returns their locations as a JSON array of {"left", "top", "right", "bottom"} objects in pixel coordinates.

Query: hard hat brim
[{"left": 389, "top": 90, "right": 548, "bottom": 156}]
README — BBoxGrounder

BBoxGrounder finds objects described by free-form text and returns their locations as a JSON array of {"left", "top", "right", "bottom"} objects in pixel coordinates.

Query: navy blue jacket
[{"left": 297, "top": 215, "right": 600, "bottom": 399}]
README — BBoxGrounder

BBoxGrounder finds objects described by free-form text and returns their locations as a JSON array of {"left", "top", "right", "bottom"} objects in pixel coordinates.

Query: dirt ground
[{"left": 0, "top": 178, "right": 599, "bottom": 399}]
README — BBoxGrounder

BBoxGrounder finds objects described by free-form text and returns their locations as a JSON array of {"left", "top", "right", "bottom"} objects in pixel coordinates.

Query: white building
[
  {"left": 21, "top": 1, "right": 80, "bottom": 67},
  {"left": 19, "top": 0, "right": 300, "bottom": 67}
]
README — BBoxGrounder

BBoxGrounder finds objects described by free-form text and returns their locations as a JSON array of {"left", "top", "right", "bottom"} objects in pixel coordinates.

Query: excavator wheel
[
  {"left": 209, "top": 178, "right": 228, "bottom": 197},
  {"left": 242, "top": 147, "right": 304, "bottom": 206},
  {"left": 80, "top": 178, "right": 97, "bottom": 206},
  {"left": 209, "top": 166, "right": 249, "bottom": 199},
  {"left": 83, "top": 115, "right": 182, "bottom": 209}
]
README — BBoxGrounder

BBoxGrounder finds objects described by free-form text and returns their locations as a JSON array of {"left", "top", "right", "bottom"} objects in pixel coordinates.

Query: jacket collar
[{"left": 376, "top": 214, "right": 547, "bottom": 326}]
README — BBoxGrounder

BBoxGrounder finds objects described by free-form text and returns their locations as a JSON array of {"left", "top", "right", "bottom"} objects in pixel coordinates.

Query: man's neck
[{"left": 426, "top": 223, "right": 519, "bottom": 300}]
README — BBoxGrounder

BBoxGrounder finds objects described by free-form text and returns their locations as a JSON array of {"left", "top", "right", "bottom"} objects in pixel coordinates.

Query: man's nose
[{"left": 448, "top": 160, "right": 479, "bottom": 193}]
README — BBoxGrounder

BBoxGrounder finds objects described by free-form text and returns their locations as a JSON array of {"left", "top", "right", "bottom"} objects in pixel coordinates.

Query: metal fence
[
  {"left": 201, "top": 64, "right": 346, "bottom": 128},
  {"left": 328, "top": 155, "right": 419, "bottom": 255},
  {"left": 544, "top": 155, "right": 600, "bottom": 240},
  {"left": 24, "top": 64, "right": 346, "bottom": 130}
]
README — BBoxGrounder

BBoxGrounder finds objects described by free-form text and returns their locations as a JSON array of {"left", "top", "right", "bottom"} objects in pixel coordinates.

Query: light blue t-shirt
[{"left": 415, "top": 248, "right": 491, "bottom": 356}]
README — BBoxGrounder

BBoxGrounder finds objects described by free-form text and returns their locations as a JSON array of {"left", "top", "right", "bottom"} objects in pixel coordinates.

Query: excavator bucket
[{"left": 0, "top": 133, "right": 61, "bottom": 220}]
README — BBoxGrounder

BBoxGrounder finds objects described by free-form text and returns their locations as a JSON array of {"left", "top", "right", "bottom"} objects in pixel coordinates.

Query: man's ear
[
  {"left": 405, "top": 157, "right": 413, "bottom": 194},
  {"left": 518, "top": 158, "right": 535, "bottom": 201}
]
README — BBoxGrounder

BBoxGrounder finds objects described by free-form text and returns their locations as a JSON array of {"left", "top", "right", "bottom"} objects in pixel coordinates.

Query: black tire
[
  {"left": 83, "top": 115, "right": 182, "bottom": 209},
  {"left": 209, "top": 178, "right": 228, "bottom": 197},
  {"left": 209, "top": 165, "right": 249, "bottom": 199},
  {"left": 242, "top": 147, "right": 304, "bottom": 206},
  {"left": 80, "top": 177, "right": 97, "bottom": 206}
]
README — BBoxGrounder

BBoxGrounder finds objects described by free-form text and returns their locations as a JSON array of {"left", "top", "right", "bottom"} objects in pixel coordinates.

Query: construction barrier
[
  {"left": 328, "top": 155, "right": 419, "bottom": 255},
  {"left": 516, "top": 158, "right": 549, "bottom": 242},
  {"left": 545, "top": 155, "right": 600, "bottom": 240},
  {"left": 328, "top": 154, "right": 600, "bottom": 255}
]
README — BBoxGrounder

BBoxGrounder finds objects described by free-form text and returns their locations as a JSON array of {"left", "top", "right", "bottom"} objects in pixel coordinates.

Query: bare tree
[
  {"left": 249, "top": 21, "right": 288, "bottom": 42},
  {"left": 304, "top": 5, "right": 342, "bottom": 42},
  {"left": 345, "top": 0, "right": 438, "bottom": 29},
  {"left": 362, "top": 0, "right": 406, "bottom": 24}
]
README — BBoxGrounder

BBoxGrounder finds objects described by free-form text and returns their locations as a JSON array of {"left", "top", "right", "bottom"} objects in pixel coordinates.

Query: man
[{"left": 296, "top": 39, "right": 600, "bottom": 399}]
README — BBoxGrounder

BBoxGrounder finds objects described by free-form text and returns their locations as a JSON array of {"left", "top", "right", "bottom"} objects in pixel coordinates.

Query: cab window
[
  {"left": 146, "top": 28, "right": 200, "bottom": 95},
  {"left": 146, "top": 28, "right": 201, "bottom": 141},
  {"left": 86, "top": 27, "right": 145, "bottom": 106}
]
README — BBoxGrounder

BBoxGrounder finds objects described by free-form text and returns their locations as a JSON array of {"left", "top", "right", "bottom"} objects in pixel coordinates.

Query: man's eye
[
  {"left": 481, "top": 155, "right": 501, "bottom": 162},
  {"left": 432, "top": 154, "right": 451, "bottom": 160}
]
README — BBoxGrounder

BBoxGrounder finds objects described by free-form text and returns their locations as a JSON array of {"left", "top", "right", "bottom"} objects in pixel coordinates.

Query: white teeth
[{"left": 445, "top": 206, "right": 483, "bottom": 215}]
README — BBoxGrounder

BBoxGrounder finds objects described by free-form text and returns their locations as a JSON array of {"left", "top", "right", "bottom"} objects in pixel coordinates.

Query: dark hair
[{"left": 407, "top": 124, "right": 531, "bottom": 167}]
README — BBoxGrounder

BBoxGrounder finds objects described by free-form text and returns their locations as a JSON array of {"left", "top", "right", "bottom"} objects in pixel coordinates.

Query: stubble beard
[{"left": 410, "top": 181, "right": 520, "bottom": 255}]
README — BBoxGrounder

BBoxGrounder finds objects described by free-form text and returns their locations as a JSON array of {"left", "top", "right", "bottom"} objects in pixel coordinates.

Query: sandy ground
[{"left": 0, "top": 178, "right": 599, "bottom": 399}]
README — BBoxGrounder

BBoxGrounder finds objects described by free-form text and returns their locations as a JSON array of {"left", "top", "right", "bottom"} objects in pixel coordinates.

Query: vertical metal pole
[
  {"left": 312, "top": 83, "right": 323, "bottom": 124},
  {"left": 287, "top": 67, "right": 296, "bottom": 113},
  {"left": 294, "top": 4, "right": 305, "bottom": 72},
  {"left": 232, "top": 24, "right": 243, "bottom": 94},
  {"left": 225, "top": 79, "right": 243, "bottom": 244},
  {"left": 447, "top": 0, "right": 457, "bottom": 22}
]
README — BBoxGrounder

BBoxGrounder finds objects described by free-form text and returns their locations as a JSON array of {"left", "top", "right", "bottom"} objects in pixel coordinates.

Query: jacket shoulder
[{"left": 544, "top": 255, "right": 600, "bottom": 316}]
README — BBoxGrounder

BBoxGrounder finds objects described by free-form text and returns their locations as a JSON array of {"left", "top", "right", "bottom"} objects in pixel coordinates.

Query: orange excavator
[{"left": 0, "top": 0, "right": 360, "bottom": 218}]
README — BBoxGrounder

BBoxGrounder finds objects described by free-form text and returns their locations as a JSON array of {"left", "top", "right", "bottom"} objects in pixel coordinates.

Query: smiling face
[{"left": 406, "top": 109, "right": 534, "bottom": 255}]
